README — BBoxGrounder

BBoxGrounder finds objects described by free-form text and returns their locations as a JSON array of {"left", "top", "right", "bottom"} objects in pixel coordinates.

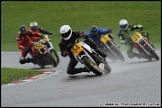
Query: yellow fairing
[
  {"left": 71, "top": 43, "right": 84, "bottom": 56},
  {"left": 100, "top": 34, "right": 111, "bottom": 44},
  {"left": 131, "top": 32, "right": 142, "bottom": 42},
  {"left": 34, "top": 42, "right": 44, "bottom": 51}
]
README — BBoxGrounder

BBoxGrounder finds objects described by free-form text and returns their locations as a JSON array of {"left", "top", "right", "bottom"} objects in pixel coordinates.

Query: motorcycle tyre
[
  {"left": 111, "top": 45, "right": 125, "bottom": 62},
  {"left": 145, "top": 45, "right": 159, "bottom": 61},
  {"left": 82, "top": 56, "right": 103, "bottom": 76},
  {"left": 50, "top": 49, "right": 60, "bottom": 64},
  {"left": 45, "top": 53, "right": 57, "bottom": 67}
]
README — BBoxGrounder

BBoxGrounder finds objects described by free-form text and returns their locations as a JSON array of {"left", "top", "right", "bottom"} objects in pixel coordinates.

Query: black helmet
[
  {"left": 90, "top": 25, "right": 98, "bottom": 36},
  {"left": 19, "top": 25, "right": 27, "bottom": 34}
]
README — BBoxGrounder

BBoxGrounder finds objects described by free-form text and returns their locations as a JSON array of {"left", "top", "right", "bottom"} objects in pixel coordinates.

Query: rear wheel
[{"left": 82, "top": 56, "right": 103, "bottom": 76}]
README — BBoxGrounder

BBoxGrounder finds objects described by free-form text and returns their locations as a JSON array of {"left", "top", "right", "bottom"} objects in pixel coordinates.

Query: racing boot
[
  {"left": 26, "top": 57, "right": 37, "bottom": 64},
  {"left": 19, "top": 56, "right": 26, "bottom": 64},
  {"left": 79, "top": 67, "right": 90, "bottom": 73}
]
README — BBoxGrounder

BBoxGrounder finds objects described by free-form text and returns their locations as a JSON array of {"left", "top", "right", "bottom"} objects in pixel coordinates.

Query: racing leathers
[
  {"left": 86, "top": 28, "right": 113, "bottom": 44},
  {"left": 59, "top": 31, "right": 107, "bottom": 75},
  {"left": 27, "top": 27, "right": 53, "bottom": 41},
  {"left": 16, "top": 32, "right": 36, "bottom": 64},
  {"left": 86, "top": 28, "right": 116, "bottom": 48}
]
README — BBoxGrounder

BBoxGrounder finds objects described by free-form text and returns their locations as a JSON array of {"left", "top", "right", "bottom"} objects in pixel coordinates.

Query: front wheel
[
  {"left": 45, "top": 53, "right": 57, "bottom": 67},
  {"left": 82, "top": 56, "right": 103, "bottom": 76},
  {"left": 50, "top": 49, "right": 60, "bottom": 64},
  {"left": 145, "top": 45, "right": 159, "bottom": 61},
  {"left": 111, "top": 45, "right": 125, "bottom": 62}
]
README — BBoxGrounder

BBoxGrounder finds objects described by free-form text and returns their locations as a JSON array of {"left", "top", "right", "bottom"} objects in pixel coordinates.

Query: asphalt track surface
[{"left": 1, "top": 51, "right": 161, "bottom": 107}]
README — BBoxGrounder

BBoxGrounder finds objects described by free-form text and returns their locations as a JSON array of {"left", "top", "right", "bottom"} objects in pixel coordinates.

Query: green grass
[
  {"left": 1, "top": 1, "right": 161, "bottom": 52},
  {"left": 1, "top": 67, "right": 45, "bottom": 85}
]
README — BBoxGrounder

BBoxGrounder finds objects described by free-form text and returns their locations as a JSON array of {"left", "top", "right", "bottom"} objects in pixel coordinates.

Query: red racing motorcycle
[
  {"left": 29, "top": 38, "right": 58, "bottom": 68},
  {"left": 131, "top": 31, "right": 159, "bottom": 61}
]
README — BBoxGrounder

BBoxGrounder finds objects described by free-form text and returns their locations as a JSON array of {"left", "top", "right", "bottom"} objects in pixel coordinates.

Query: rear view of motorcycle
[
  {"left": 99, "top": 33, "right": 125, "bottom": 62},
  {"left": 131, "top": 31, "right": 159, "bottom": 61}
]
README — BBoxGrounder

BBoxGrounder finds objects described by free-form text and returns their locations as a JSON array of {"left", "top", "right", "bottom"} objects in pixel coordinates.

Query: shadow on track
[
  {"left": 62, "top": 71, "right": 111, "bottom": 82},
  {"left": 128, "top": 59, "right": 158, "bottom": 65}
]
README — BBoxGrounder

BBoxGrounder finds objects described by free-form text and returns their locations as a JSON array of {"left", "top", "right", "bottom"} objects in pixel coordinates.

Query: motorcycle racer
[
  {"left": 86, "top": 25, "right": 114, "bottom": 45},
  {"left": 27, "top": 21, "right": 54, "bottom": 41},
  {"left": 16, "top": 25, "right": 36, "bottom": 64},
  {"left": 118, "top": 19, "right": 150, "bottom": 59},
  {"left": 59, "top": 25, "right": 107, "bottom": 75}
]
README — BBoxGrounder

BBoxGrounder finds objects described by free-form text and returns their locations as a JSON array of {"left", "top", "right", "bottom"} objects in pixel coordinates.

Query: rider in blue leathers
[{"left": 85, "top": 25, "right": 114, "bottom": 47}]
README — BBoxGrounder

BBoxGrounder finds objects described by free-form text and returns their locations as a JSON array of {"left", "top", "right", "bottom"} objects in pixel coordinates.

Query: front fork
[{"left": 43, "top": 35, "right": 54, "bottom": 51}]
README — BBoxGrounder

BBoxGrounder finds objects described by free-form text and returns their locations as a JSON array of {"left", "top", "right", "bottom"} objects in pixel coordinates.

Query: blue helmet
[{"left": 90, "top": 25, "right": 98, "bottom": 36}]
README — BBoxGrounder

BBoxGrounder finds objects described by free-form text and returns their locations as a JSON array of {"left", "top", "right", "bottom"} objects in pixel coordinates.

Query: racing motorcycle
[
  {"left": 30, "top": 38, "right": 58, "bottom": 68},
  {"left": 130, "top": 31, "right": 159, "bottom": 61},
  {"left": 41, "top": 35, "right": 60, "bottom": 65},
  {"left": 99, "top": 33, "right": 125, "bottom": 62},
  {"left": 69, "top": 41, "right": 112, "bottom": 75}
]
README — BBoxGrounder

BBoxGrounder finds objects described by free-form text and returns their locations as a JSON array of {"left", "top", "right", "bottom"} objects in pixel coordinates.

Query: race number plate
[
  {"left": 42, "top": 36, "right": 47, "bottom": 42},
  {"left": 131, "top": 32, "right": 142, "bottom": 42},
  {"left": 71, "top": 43, "right": 84, "bottom": 56},
  {"left": 34, "top": 42, "right": 44, "bottom": 51},
  {"left": 100, "top": 34, "right": 111, "bottom": 44}
]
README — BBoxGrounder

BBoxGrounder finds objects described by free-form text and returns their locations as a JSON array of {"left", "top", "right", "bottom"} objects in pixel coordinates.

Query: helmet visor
[
  {"left": 120, "top": 24, "right": 128, "bottom": 30},
  {"left": 31, "top": 26, "right": 37, "bottom": 31},
  {"left": 90, "top": 27, "right": 98, "bottom": 35},
  {"left": 21, "top": 30, "right": 26, "bottom": 34},
  {"left": 61, "top": 29, "right": 72, "bottom": 39}
]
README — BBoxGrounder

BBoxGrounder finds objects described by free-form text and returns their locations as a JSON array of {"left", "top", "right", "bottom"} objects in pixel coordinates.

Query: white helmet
[
  {"left": 30, "top": 22, "right": 38, "bottom": 27},
  {"left": 60, "top": 25, "right": 72, "bottom": 40},
  {"left": 119, "top": 19, "right": 128, "bottom": 30}
]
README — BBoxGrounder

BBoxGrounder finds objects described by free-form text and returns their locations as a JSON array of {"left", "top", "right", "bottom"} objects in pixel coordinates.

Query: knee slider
[{"left": 127, "top": 50, "right": 134, "bottom": 58}]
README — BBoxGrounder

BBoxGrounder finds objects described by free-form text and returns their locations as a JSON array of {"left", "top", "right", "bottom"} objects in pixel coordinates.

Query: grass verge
[{"left": 1, "top": 67, "right": 45, "bottom": 85}]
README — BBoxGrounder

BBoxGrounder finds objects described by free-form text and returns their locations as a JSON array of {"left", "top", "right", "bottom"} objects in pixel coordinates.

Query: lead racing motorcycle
[
  {"left": 130, "top": 31, "right": 159, "bottom": 61},
  {"left": 69, "top": 40, "right": 112, "bottom": 75},
  {"left": 99, "top": 33, "right": 125, "bottom": 62}
]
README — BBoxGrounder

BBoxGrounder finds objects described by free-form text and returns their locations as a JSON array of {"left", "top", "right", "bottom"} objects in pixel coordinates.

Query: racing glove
[
  {"left": 61, "top": 50, "right": 68, "bottom": 57},
  {"left": 23, "top": 46, "right": 30, "bottom": 52},
  {"left": 79, "top": 31, "right": 85, "bottom": 37},
  {"left": 49, "top": 33, "right": 54, "bottom": 35},
  {"left": 108, "top": 29, "right": 112, "bottom": 33}
]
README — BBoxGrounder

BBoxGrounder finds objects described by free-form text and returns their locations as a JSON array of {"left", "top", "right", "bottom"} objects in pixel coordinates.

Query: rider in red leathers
[
  {"left": 16, "top": 25, "right": 36, "bottom": 64},
  {"left": 27, "top": 21, "right": 53, "bottom": 41}
]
